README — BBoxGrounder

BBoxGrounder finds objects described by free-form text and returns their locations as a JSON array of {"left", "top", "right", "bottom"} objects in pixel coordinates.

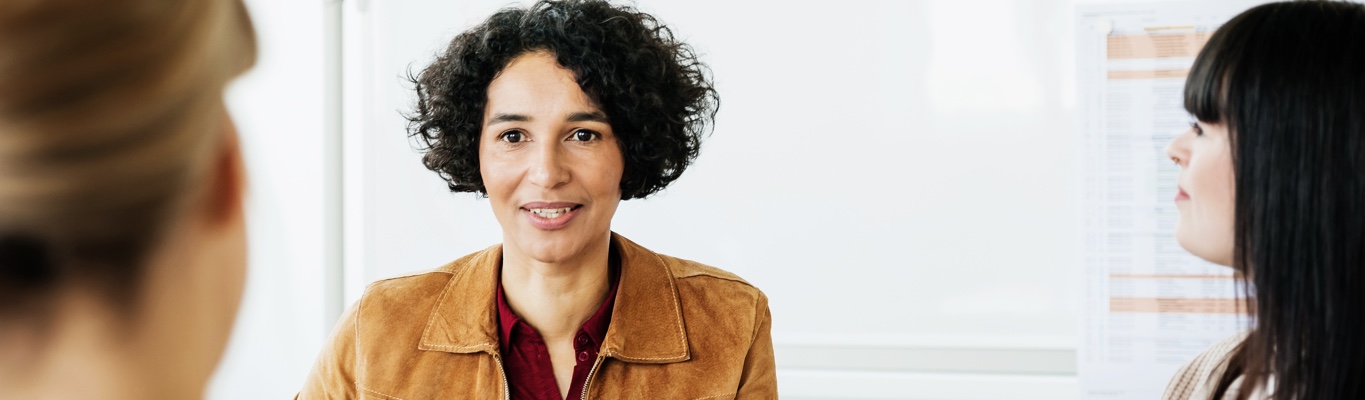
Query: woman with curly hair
[
  {"left": 298, "top": 1, "right": 776, "bottom": 398},
  {"left": 1161, "top": 2, "right": 1361, "bottom": 399}
]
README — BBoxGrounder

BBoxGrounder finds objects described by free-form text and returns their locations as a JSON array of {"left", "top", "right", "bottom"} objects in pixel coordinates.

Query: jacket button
[{"left": 577, "top": 352, "right": 589, "bottom": 362}]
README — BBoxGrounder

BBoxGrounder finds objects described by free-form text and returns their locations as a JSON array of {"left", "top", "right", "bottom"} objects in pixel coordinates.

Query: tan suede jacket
[{"left": 297, "top": 233, "right": 777, "bottom": 399}]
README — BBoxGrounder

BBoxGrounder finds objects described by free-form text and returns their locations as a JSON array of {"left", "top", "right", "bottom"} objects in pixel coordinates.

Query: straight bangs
[
  {"left": 1182, "top": 37, "right": 1230, "bottom": 125},
  {"left": 1182, "top": 9, "right": 1254, "bottom": 127}
]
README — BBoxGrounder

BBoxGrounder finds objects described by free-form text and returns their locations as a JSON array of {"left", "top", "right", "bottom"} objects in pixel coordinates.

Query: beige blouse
[{"left": 1161, "top": 331, "right": 1269, "bottom": 400}]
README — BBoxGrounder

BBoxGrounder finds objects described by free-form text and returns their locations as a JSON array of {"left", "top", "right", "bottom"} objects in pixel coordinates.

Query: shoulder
[
  {"left": 355, "top": 247, "right": 490, "bottom": 322},
  {"left": 647, "top": 251, "right": 770, "bottom": 330},
  {"left": 300, "top": 249, "right": 493, "bottom": 396},
  {"left": 359, "top": 270, "right": 451, "bottom": 310},
  {"left": 1162, "top": 331, "right": 1249, "bottom": 400},
  {"left": 613, "top": 233, "right": 764, "bottom": 299},
  {"left": 659, "top": 252, "right": 764, "bottom": 298}
]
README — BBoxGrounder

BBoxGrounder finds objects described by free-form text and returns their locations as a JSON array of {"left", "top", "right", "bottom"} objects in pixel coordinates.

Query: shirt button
[
  {"left": 576, "top": 335, "right": 589, "bottom": 346},
  {"left": 577, "top": 351, "right": 590, "bottom": 362}
]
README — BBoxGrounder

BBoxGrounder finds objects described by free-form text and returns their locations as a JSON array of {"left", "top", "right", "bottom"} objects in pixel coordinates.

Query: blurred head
[
  {"left": 407, "top": 0, "right": 717, "bottom": 263},
  {"left": 1166, "top": 2, "right": 1362, "bottom": 398},
  {"left": 0, "top": 0, "right": 256, "bottom": 397}
]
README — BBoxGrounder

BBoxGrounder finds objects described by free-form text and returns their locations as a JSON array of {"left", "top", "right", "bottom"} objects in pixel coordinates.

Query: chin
[
  {"left": 505, "top": 218, "right": 613, "bottom": 262},
  {"left": 1175, "top": 228, "right": 1234, "bottom": 267},
  {"left": 516, "top": 233, "right": 584, "bottom": 262}
]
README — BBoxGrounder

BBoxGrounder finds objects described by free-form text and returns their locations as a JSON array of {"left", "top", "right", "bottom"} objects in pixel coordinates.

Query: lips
[
  {"left": 520, "top": 201, "right": 583, "bottom": 230},
  {"left": 1175, "top": 187, "right": 1190, "bottom": 201},
  {"left": 529, "top": 207, "right": 572, "bottom": 218}
]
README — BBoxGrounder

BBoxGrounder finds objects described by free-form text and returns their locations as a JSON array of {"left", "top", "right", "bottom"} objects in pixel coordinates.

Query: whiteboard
[
  {"left": 1074, "top": 1, "right": 1263, "bottom": 399},
  {"left": 340, "top": 0, "right": 1088, "bottom": 396}
]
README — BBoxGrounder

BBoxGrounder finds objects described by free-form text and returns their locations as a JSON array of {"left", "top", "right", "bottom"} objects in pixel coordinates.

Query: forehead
[{"left": 484, "top": 51, "right": 600, "bottom": 116}]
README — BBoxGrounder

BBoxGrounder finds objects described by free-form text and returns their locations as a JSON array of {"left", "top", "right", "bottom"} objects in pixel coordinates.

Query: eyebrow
[
  {"left": 486, "top": 111, "right": 609, "bottom": 125},
  {"left": 565, "top": 111, "right": 609, "bottom": 123},
  {"left": 486, "top": 113, "right": 530, "bottom": 125}
]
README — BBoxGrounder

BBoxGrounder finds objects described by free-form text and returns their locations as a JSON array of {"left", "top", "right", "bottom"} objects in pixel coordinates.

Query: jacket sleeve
[
  {"left": 296, "top": 299, "right": 362, "bottom": 400},
  {"left": 736, "top": 291, "right": 778, "bottom": 399}
]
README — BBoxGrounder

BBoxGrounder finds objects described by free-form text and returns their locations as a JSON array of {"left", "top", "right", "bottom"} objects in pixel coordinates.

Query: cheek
[
  {"left": 226, "top": 217, "right": 248, "bottom": 302},
  {"left": 216, "top": 217, "right": 248, "bottom": 337},
  {"left": 593, "top": 148, "right": 625, "bottom": 197},
  {"left": 1193, "top": 153, "right": 1235, "bottom": 216},
  {"left": 478, "top": 144, "right": 513, "bottom": 198},
  {"left": 1186, "top": 143, "right": 1237, "bottom": 262}
]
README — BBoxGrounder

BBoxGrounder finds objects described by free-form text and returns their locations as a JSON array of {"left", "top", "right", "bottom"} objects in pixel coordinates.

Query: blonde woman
[{"left": 0, "top": 1, "right": 256, "bottom": 399}]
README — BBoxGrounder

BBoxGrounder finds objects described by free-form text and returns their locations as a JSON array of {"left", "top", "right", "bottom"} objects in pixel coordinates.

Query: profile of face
[
  {"left": 480, "top": 51, "right": 625, "bottom": 264},
  {"left": 1166, "top": 121, "right": 1236, "bottom": 266}
]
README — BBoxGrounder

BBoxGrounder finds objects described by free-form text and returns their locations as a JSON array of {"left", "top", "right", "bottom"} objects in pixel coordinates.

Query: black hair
[
  {"left": 1184, "top": 2, "right": 1362, "bottom": 399},
  {"left": 406, "top": 0, "right": 718, "bottom": 200}
]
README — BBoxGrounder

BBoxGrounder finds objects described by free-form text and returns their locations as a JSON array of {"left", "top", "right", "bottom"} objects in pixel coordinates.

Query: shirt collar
[
  {"left": 494, "top": 281, "right": 520, "bottom": 347},
  {"left": 494, "top": 259, "right": 620, "bottom": 350},
  {"left": 579, "top": 261, "right": 618, "bottom": 348}
]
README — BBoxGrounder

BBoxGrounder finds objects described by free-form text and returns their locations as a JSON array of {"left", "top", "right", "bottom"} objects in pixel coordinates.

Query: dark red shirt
[{"left": 497, "top": 275, "right": 618, "bottom": 400}]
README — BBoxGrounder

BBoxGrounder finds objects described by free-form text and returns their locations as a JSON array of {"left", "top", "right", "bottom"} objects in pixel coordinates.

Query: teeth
[{"left": 529, "top": 207, "right": 573, "bottom": 219}]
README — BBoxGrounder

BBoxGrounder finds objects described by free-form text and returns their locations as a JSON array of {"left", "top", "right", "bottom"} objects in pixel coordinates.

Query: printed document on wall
[{"left": 1075, "top": 1, "right": 1262, "bottom": 399}]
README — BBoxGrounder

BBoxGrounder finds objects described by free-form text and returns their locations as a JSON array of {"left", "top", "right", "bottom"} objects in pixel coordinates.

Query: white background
[
  {"left": 347, "top": 1, "right": 1083, "bottom": 398},
  {"left": 208, "top": 0, "right": 326, "bottom": 398},
  {"left": 207, "top": 1, "right": 1226, "bottom": 399}
]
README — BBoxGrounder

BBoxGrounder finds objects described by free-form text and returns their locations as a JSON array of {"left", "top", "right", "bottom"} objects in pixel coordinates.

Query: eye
[
  {"left": 570, "top": 129, "right": 600, "bottom": 142},
  {"left": 1190, "top": 121, "right": 1204, "bottom": 136},
  {"left": 499, "top": 130, "right": 524, "bottom": 143}
]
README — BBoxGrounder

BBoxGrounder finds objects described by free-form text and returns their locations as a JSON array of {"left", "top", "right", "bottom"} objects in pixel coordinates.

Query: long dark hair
[{"left": 1184, "top": 1, "right": 1362, "bottom": 399}]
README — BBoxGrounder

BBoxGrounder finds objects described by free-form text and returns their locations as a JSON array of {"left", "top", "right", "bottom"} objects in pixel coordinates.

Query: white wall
[
  {"left": 200, "top": 1, "right": 1232, "bottom": 399},
  {"left": 208, "top": 0, "right": 327, "bottom": 398},
  {"left": 344, "top": 1, "right": 1084, "bottom": 399}
]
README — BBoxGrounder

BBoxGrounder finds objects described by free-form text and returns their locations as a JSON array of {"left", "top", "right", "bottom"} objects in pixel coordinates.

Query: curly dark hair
[{"left": 406, "top": 0, "right": 718, "bottom": 200}]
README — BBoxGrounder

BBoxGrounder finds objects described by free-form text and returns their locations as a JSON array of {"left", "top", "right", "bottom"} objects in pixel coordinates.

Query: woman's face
[
  {"left": 1165, "top": 121, "right": 1236, "bottom": 266},
  {"left": 479, "top": 51, "right": 624, "bottom": 264}
]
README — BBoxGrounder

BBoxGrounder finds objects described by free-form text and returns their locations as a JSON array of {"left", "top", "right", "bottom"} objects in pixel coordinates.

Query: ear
[{"left": 202, "top": 107, "right": 247, "bottom": 228}]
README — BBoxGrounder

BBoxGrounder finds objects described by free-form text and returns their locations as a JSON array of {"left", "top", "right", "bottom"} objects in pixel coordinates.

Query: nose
[
  {"left": 528, "top": 141, "right": 570, "bottom": 189},
  {"left": 1166, "top": 127, "right": 1193, "bottom": 167}
]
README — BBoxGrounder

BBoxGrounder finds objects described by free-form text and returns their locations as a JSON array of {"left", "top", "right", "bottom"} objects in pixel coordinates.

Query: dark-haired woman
[
  {"left": 1161, "top": 2, "right": 1361, "bottom": 399},
  {"left": 297, "top": 1, "right": 776, "bottom": 399},
  {"left": 0, "top": 0, "right": 256, "bottom": 399}
]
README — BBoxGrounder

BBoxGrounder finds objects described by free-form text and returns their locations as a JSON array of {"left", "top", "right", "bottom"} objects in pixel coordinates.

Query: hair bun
[{"left": 0, "top": 234, "right": 57, "bottom": 285}]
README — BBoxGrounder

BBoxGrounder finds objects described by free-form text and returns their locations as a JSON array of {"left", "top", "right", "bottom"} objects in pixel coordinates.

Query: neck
[
  {"left": 500, "top": 234, "right": 614, "bottom": 341},
  {"left": 0, "top": 294, "right": 193, "bottom": 400}
]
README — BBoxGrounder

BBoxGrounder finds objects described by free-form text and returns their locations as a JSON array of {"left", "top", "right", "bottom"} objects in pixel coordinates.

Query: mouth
[
  {"left": 520, "top": 202, "right": 584, "bottom": 230},
  {"left": 526, "top": 206, "right": 580, "bottom": 218},
  {"left": 1175, "top": 187, "right": 1190, "bottom": 201}
]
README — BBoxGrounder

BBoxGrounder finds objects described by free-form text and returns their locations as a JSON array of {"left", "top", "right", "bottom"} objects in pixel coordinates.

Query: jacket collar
[{"left": 418, "top": 232, "right": 691, "bottom": 364}]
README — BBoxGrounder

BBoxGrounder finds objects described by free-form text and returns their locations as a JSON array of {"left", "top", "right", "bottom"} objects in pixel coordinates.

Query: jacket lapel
[
  {"left": 415, "top": 233, "right": 691, "bottom": 364},
  {"left": 418, "top": 244, "right": 503, "bottom": 355},
  {"left": 602, "top": 233, "right": 691, "bottom": 364}
]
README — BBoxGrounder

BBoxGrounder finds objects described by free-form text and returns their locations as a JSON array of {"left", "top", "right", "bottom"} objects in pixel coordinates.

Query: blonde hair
[{"left": 0, "top": 0, "right": 257, "bottom": 318}]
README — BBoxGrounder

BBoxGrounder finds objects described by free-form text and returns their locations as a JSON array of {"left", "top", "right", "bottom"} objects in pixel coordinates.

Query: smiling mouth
[
  {"left": 522, "top": 203, "right": 583, "bottom": 218},
  {"left": 527, "top": 206, "right": 579, "bottom": 219}
]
